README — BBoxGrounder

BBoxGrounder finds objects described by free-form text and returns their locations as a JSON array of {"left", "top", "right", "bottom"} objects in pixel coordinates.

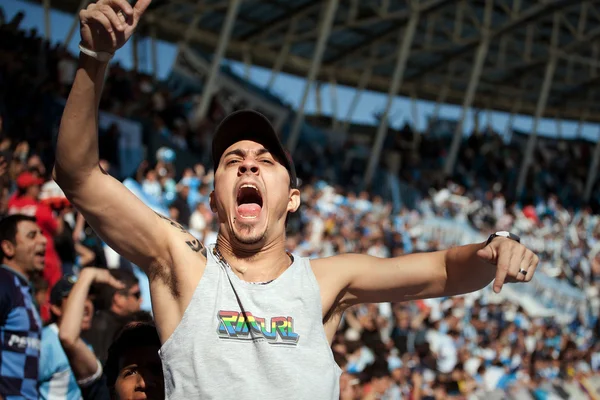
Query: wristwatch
[{"left": 486, "top": 231, "right": 520, "bottom": 245}]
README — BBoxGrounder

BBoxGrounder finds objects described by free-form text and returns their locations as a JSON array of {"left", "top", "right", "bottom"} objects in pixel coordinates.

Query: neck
[
  {"left": 215, "top": 234, "right": 291, "bottom": 283},
  {"left": 2, "top": 260, "right": 30, "bottom": 281}
]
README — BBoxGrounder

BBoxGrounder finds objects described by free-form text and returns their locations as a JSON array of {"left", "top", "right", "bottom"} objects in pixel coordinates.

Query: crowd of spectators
[{"left": 1, "top": 9, "right": 599, "bottom": 399}]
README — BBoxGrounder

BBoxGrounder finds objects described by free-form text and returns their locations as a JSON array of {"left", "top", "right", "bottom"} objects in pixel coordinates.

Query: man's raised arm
[{"left": 53, "top": 0, "right": 188, "bottom": 272}]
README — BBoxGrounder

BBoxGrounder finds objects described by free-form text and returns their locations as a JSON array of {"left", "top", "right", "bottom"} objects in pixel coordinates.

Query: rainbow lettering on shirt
[{"left": 216, "top": 311, "right": 300, "bottom": 345}]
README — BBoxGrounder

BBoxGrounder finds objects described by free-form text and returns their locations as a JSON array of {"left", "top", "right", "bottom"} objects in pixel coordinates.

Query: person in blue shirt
[
  {"left": 0, "top": 214, "right": 46, "bottom": 400},
  {"left": 38, "top": 274, "right": 97, "bottom": 399}
]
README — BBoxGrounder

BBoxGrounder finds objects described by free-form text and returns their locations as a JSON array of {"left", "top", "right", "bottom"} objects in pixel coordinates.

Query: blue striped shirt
[
  {"left": 0, "top": 264, "right": 42, "bottom": 400},
  {"left": 39, "top": 323, "right": 84, "bottom": 400}
]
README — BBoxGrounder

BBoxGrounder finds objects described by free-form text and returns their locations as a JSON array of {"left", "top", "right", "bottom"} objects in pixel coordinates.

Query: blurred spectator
[
  {"left": 39, "top": 275, "right": 94, "bottom": 399},
  {"left": 8, "top": 171, "right": 63, "bottom": 288},
  {"left": 0, "top": 215, "right": 45, "bottom": 399},
  {"left": 82, "top": 269, "right": 141, "bottom": 364}
]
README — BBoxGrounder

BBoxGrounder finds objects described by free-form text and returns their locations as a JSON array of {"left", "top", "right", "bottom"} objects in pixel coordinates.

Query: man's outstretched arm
[
  {"left": 316, "top": 237, "right": 539, "bottom": 309},
  {"left": 53, "top": 0, "right": 200, "bottom": 273}
]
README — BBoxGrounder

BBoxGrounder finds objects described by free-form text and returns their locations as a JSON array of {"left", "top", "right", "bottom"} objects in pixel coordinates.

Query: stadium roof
[{"left": 46, "top": 0, "right": 600, "bottom": 122}]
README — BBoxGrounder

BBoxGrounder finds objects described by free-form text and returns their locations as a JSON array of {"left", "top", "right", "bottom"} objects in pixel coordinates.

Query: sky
[{"left": 4, "top": 0, "right": 600, "bottom": 142}]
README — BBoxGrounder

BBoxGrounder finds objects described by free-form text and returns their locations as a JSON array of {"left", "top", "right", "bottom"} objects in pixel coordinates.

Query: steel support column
[
  {"left": 267, "top": 18, "right": 297, "bottom": 90},
  {"left": 516, "top": 55, "right": 557, "bottom": 195},
  {"left": 410, "top": 90, "right": 419, "bottom": 129},
  {"left": 584, "top": 130, "right": 600, "bottom": 201},
  {"left": 178, "top": 14, "right": 203, "bottom": 56},
  {"left": 243, "top": 47, "right": 252, "bottom": 80},
  {"left": 516, "top": 12, "right": 560, "bottom": 195},
  {"left": 43, "top": 0, "right": 51, "bottom": 40},
  {"left": 363, "top": 8, "right": 420, "bottom": 187},
  {"left": 443, "top": 37, "right": 490, "bottom": 174},
  {"left": 286, "top": 0, "right": 339, "bottom": 153},
  {"left": 504, "top": 98, "right": 522, "bottom": 142},
  {"left": 330, "top": 73, "right": 339, "bottom": 130},
  {"left": 315, "top": 84, "right": 323, "bottom": 116},
  {"left": 64, "top": 0, "right": 88, "bottom": 46},
  {"left": 193, "top": 0, "right": 242, "bottom": 124},
  {"left": 443, "top": 0, "right": 493, "bottom": 175},
  {"left": 342, "top": 63, "right": 373, "bottom": 132}
]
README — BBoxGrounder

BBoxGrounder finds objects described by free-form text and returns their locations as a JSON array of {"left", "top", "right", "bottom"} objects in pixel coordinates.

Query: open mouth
[
  {"left": 236, "top": 184, "right": 263, "bottom": 219},
  {"left": 34, "top": 249, "right": 46, "bottom": 258}
]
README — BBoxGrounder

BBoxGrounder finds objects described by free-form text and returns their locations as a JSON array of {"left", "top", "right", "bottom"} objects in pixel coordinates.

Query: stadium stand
[{"left": 0, "top": 5, "right": 599, "bottom": 399}]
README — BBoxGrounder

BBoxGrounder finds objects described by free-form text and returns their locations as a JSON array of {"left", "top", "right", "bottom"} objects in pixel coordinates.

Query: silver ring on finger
[{"left": 518, "top": 268, "right": 527, "bottom": 276}]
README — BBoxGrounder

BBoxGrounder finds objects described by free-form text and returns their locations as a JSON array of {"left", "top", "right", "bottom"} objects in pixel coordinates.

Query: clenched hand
[
  {"left": 476, "top": 237, "right": 539, "bottom": 293},
  {"left": 79, "top": 0, "right": 151, "bottom": 55}
]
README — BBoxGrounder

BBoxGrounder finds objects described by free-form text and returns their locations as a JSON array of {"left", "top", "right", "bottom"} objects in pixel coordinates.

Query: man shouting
[{"left": 53, "top": 1, "right": 539, "bottom": 398}]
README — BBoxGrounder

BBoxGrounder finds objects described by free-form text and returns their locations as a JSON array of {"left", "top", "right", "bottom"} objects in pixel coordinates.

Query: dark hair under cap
[{"left": 211, "top": 110, "right": 297, "bottom": 189}]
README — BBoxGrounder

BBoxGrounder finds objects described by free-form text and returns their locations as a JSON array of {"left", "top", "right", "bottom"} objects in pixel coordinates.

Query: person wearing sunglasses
[{"left": 81, "top": 268, "right": 142, "bottom": 364}]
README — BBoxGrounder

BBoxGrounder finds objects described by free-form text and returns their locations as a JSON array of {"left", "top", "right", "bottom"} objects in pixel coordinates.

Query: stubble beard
[{"left": 233, "top": 221, "right": 266, "bottom": 245}]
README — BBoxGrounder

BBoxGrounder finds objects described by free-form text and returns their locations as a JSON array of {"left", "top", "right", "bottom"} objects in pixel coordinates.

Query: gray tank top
[{"left": 159, "top": 244, "right": 341, "bottom": 399}]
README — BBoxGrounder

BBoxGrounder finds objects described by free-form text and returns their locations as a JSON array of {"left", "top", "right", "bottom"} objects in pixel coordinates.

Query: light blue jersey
[{"left": 38, "top": 323, "right": 83, "bottom": 400}]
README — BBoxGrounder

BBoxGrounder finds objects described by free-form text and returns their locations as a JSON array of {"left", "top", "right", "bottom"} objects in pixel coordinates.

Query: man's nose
[
  {"left": 136, "top": 373, "right": 147, "bottom": 390},
  {"left": 238, "top": 159, "right": 259, "bottom": 175}
]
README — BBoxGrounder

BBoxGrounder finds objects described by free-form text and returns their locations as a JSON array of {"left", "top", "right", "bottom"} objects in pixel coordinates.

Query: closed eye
[{"left": 259, "top": 159, "right": 273, "bottom": 164}]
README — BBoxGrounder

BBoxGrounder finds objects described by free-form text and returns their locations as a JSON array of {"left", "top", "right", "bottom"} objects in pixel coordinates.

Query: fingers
[
  {"left": 525, "top": 253, "right": 539, "bottom": 282},
  {"left": 109, "top": 277, "right": 126, "bottom": 289},
  {"left": 516, "top": 253, "right": 530, "bottom": 282},
  {"left": 493, "top": 249, "right": 513, "bottom": 293},
  {"left": 97, "top": 4, "right": 126, "bottom": 32},
  {"left": 104, "top": 0, "right": 134, "bottom": 19},
  {"left": 81, "top": 0, "right": 132, "bottom": 34},
  {"left": 133, "top": 0, "right": 152, "bottom": 19},
  {"left": 82, "top": 8, "right": 114, "bottom": 34}
]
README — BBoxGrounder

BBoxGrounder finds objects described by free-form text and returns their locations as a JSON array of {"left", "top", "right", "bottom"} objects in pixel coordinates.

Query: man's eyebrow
[
  {"left": 222, "top": 149, "right": 246, "bottom": 159},
  {"left": 223, "top": 148, "right": 271, "bottom": 158}
]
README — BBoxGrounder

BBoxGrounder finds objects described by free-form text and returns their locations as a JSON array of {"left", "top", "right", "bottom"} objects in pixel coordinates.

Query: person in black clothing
[
  {"left": 82, "top": 269, "right": 141, "bottom": 364},
  {"left": 170, "top": 183, "right": 191, "bottom": 227}
]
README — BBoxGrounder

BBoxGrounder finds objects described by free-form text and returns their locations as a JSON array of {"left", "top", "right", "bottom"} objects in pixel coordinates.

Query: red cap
[{"left": 16, "top": 172, "right": 44, "bottom": 189}]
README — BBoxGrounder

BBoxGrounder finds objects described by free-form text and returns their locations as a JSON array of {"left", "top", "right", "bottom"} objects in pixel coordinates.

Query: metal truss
[{"left": 42, "top": 0, "right": 600, "bottom": 196}]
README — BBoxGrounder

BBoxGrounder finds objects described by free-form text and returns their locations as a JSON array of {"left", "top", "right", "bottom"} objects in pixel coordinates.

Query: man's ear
[
  {"left": 209, "top": 191, "right": 217, "bottom": 213},
  {"left": 1, "top": 240, "right": 15, "bottom": 259},
  {"left": 287, "top": 188, "right": 301, "bottom": 213}
]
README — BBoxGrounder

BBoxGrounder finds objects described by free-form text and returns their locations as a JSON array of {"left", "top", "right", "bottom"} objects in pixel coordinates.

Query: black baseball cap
[
  {"left": 211, "top": 110, "right": 297, "bottom": 188},
  {"left": 50, "top": 275, "right": 78, "bottom": 305}
]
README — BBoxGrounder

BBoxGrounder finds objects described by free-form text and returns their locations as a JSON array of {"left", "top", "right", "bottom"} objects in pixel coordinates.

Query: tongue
[{"left": 237, "top": 203, "right": 261, "bottom": 218}]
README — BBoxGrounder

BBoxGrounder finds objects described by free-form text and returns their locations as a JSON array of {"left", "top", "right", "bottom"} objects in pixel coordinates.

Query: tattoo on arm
[
  {"left": 155, "top": 212, "right": 186, "bottom": 233},
  {"left": 155, "top": 212, "right": 206, "bottom": 255},
  {"left": 186, "top": 239, "right": 206, "bottom": 256}
]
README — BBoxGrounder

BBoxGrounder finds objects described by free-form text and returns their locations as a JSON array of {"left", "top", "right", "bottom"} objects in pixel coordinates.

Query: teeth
[
  {"left": 240, "top": 184, "right": 257, "bottom": 190},
  {"left": 240, "top": 215, "right": 258, "bottom": 219}
]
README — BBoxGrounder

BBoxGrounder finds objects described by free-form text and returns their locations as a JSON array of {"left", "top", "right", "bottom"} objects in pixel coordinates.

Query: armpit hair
[
  {"left": 323, "top": 289, "right": 348, "bottom": 325},
  {"left": 147, "top": 257, "right": 180, "bottom": 298}
]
